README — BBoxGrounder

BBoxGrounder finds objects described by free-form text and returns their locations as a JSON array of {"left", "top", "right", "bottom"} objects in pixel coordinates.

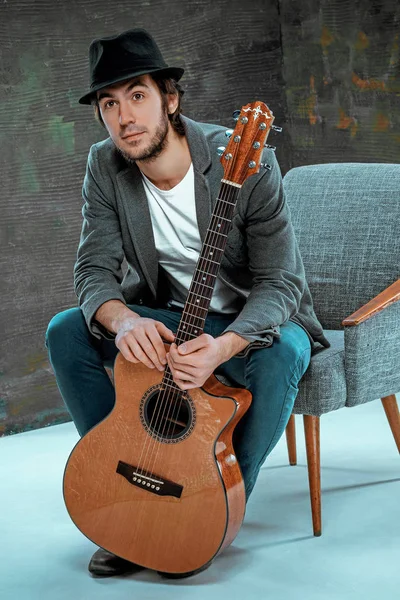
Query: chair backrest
[{"left": 283, "top": 163, "right": 400, "bottom": 330}]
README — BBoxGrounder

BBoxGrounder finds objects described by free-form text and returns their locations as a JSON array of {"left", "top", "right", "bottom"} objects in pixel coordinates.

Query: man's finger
[
  {"left": 132, "top": 331, "right": 164, "bottom": 370},
  {"left": 118, "top": 340, "right": 140, "bottom": 364},
  {"left": 176, "top": 334, "right": 211, "bottom": 355},
  {"left": 124, "top": 338, "right": 155, "bottom": 369},
  {"left": 167, "top": 352, "right": 197, "bottom": 376},
  {"left": 170, "top": 367, "right": 196, "bottom": 382},
  {"left": 156, "top": 321, "right": 175, "bottom": 342},
  {"left": 146, "top": 327, "right": 169, "bottom": 368},
  {"left": 169, "top": 344, "right": 197, "bottom": 367}
]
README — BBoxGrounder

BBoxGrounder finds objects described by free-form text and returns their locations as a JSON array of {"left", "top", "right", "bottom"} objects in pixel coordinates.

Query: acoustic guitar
[{"left": 63, "top": 101, "right": 276, "bottom": 576}]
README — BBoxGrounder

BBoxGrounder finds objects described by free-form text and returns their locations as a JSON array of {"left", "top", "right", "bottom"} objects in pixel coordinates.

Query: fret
[
  {"left": 179, "top": 317, "right": 205, "bottom": 329},
  {"left": 203, "top": 242, "right": 225, "bottom": 253},
  {"left": 216, "top": 196, "right": 236, "bottom": 206},
  {"left": 210, "top": 215, "right": 231, "bottom": 222},
  {"left": 162, "top": 374, "right": 193, "bottom": 392},
  {"left": 206, "top": 228, "right": 230, "bottom": 242},
  {"left": 206, "top": 229, "right": 227, "bottom": 238},
  {"left": 211, "top": 209, "right": 234, "bottom": 221},
  {"left": 188, "top": 292, "right": 212, "bottom": 302},
  {"left": 161, "top": 380, "right": 182, "bottom": 392},
  {"left": 217, "top": 197, "right": 235, "bottom": 206},
  {"left": 209, "top": 215, "right": 232, "bottom": 225},
  {"left": 196, "top": 269, "right": 217, "bottom": 278},
  {"left": 184, "top": 302, "right": 208, "bottom": 313},
  {"left": 174, "top": 332, "right": 198, "bottom": 343},
  {"left": 198, "top": 256, "right": 220, "bottom": 266},
  {"left": 191, "top": 280, "right": 214, "bottom": 290}
]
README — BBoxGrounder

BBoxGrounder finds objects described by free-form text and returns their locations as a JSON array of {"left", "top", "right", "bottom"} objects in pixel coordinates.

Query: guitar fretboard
[{"left": 162, "top": 180, "right": 240, "bottom": 392}]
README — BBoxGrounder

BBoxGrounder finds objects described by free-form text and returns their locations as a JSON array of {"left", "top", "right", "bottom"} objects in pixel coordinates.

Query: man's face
[{"left": 96, "top": 74, "right": 177, "bottom": 164}]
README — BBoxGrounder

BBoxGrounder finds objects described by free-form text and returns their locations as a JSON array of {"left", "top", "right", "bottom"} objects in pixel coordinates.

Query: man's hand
[
  {"left": 115, "top": 316, "right": 175, "bottom": 371},
  {"left": 166, "top": 333, "right": 226, "bottom": 390}
]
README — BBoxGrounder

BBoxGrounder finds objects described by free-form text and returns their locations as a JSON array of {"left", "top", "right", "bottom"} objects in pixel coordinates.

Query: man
[{"left": 45, "top": 28, "right": 330, "bottom": 578}]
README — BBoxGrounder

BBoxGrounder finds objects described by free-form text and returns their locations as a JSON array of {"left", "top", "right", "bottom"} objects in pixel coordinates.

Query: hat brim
[{"left": 78, "top": 66, "right": 184, "bottom": 105}]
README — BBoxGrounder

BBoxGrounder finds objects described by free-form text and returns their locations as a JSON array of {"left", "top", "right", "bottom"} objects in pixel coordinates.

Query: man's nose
[{"left": 118, "top": 101, "right": 135, "bottom": 125}]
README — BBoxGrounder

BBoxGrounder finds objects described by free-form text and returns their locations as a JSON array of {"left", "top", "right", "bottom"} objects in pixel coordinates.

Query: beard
[{"left": 116, "top": 107, "right": 170, "bottom": 165}]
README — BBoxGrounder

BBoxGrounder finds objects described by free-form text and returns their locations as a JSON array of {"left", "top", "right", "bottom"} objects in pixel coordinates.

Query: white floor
[{"left": 1, "top": 398, "right": 399, "bottom": 600}]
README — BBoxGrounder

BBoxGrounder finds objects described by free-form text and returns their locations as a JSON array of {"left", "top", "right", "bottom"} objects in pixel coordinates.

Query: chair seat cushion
[{"left": 293, "top": 329, "right": 346, "bottom": 416}]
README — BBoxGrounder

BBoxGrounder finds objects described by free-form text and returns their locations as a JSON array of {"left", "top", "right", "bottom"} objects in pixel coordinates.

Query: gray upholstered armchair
[{"left": 282, "top": 163, "right": 400, "bottom": 536}]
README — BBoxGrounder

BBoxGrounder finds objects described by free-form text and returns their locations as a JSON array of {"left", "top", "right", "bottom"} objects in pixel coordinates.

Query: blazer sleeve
[
  {"left": 73, "top": 143, "right": 127, "bottom": 340},
  {"left": 221, "top": 151, "right": 306, "bottom": 357}
]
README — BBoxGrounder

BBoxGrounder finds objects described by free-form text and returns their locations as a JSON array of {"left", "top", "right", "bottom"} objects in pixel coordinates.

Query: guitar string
[
  {"left": 156, "top": 120, "right": 247, "bottom": 450},
  {"left": 136, "top": 158, "right": 238, "bottom": 479},
  {"left": 142, "top": 128, "right": 243, "bottom": 478},
  {"left": 138, "top": 114, "right": 264, "bottom": 479},
  {"left": 140, "top": 116, "right": 257, "bottom": 479},
  {"left": 149, "top": 182, "right": 238, "bottom": 462},
  {"left": 161, "top": 188, "right": 237, "bottom": 439},
  {"left": 156, "top": 138, "right": 243, "bottom": 447},
  {"left": 137, "top": 114, "right": 264, "bottom": 480},
  {"left": 157, "top": 115, "right": 270, "bottom": 463},
  {"left": 142, "top": 181, "right": 238, "bottom": 480},
  {"left": 137, "top": 180, "right": 237, "bottom": 478}
]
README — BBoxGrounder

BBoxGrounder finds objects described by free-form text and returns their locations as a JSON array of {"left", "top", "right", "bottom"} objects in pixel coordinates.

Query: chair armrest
[
  {"left": 341, "top": 278, "right": 400, "bottom": 327},
  {"left": 344, "top": 298, "right": 400, "bottom": 406}
]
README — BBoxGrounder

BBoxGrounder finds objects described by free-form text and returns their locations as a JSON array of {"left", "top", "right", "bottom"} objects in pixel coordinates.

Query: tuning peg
[
  {"left": 225, "top": 129, "right": 234, "bottom": 138},
  {"left": 260, "top": 163, "right": 272, "bottom": 170},
  {"left": 264, "top": 144, "right": 276, "bottom": 151},
  {"left": 232, "top": 110, "right": 241, "bottom": 121},
  {"left": 271, "top": 125, "right": 282, "bottom": 133},
  {"left": 217, "top": 146, "right": 226, "bottom": 157}
]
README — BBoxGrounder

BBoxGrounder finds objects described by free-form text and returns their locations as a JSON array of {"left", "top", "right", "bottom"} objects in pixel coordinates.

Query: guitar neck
[
  {"left": 173, "top": 180, "right": 240, "bottom": 347},
  {"left": 160, "top": 100, "right": 275, "bottom": 391}
]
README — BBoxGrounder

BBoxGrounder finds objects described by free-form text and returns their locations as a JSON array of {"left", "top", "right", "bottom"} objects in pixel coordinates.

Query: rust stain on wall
[
  {"left": 297, "top": 75, "right": 322, "bottom": 126},
  {"left": 337, "top": 108, "right": 358, "bottom": 137},
  {"left": 320, "top": 25, "right": 334, "bottom": 49},
  {"left": 352, "top": 71, "right": 387, "bottom": 91},
  {"left": 281, "top": 0, "right": 400, "bottom": 166},
  {"left": 355, "top": 31, "right": 370, "bottom": 51},
  {"left": 373, "top": 112, "right": 391, "bottom": 132}
]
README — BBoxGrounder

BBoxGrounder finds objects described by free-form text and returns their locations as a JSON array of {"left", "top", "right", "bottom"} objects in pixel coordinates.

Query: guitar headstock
[{"left": 220, "top": 101, "right": 275, "bottom": 186}]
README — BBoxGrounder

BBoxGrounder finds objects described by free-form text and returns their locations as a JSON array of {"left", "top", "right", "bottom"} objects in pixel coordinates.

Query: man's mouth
[{"left": 122, "top": 131, "right": 145, "bottom": 139}]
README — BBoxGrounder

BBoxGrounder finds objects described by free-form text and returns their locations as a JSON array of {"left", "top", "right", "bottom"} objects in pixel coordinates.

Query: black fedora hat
[{"left": 78, "top": 28, "right": 184, "bottom": 105}]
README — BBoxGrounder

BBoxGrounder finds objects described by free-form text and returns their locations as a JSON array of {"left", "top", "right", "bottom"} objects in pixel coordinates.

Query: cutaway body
[{"left": 63, "top": 344, "right": 252, "bottom": 575}]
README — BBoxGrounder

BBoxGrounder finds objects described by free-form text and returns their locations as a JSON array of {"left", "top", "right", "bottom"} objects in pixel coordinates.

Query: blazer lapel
[
  {"left": 115, "top": 114, "right": 215, "bottom": 298},
  {"left": 116, "top": 164, "right": 159, "bottom": 296}
]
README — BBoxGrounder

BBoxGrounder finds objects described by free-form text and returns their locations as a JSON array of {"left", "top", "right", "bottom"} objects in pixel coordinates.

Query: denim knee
[
  {"left": 266, "top": 322, "right": 311, "bottom": 370},
  {"left": 45, "top": 307, "right": 87, "bottom": 351}
]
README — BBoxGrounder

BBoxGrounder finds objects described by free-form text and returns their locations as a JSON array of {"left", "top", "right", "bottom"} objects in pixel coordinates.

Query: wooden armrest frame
[{"left": 341, "top": 278, "right": 400, "bottom": 327}]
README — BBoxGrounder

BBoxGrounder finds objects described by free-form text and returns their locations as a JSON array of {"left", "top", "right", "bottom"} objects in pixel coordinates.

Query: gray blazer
[{"left": 74, "top": 114, "right": 330, "bottom": 357}]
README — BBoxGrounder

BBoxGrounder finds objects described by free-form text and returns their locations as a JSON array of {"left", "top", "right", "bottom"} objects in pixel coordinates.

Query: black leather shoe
[{"left": 88, "top": 547, "right": 145, "bottom": 577}]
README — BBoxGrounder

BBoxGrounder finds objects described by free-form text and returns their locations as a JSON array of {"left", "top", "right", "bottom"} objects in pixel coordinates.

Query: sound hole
[{"left": 144, "top": 389, "right": 193, "bottom": 441}]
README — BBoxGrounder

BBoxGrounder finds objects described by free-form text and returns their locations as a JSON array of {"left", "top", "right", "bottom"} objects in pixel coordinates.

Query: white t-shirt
[{"left": 140, "top": 163, "right": 242, "bottom": 313}]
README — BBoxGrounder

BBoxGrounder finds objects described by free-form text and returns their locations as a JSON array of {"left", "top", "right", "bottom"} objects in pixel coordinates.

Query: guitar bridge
[{"left": 116, "top": 460, "right": 183, "bottom": 499}]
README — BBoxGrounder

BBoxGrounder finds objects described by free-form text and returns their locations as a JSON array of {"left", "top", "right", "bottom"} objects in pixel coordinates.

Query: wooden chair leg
[
  {"left": 303, "top": 415, "right": 322, "bottom": 536},
  {"left": 285, "top": 414, "right": 297, "bottom": 465},
  {"left": 381, "top": 394, "right": 400, "bottom": 453}
]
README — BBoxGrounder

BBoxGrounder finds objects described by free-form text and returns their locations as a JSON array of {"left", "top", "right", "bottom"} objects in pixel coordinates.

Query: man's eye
[{"left": 103, "top": 93, "right": 143, "bottom": 109}]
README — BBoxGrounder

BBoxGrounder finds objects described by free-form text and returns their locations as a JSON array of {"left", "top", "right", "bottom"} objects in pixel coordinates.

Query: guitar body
[{"left": 63, "top": 343, "right": 252, "bottom": 575}]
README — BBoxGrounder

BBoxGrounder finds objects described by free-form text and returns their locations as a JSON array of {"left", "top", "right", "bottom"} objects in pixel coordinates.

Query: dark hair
[{"left": 92, "top": 74, "right": 185, "bottom": 136}]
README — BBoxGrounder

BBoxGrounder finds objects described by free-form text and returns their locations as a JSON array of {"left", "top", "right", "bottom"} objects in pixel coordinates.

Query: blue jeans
[{"left": 45, "top": 304, "right": 311, "bottom": 500}]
